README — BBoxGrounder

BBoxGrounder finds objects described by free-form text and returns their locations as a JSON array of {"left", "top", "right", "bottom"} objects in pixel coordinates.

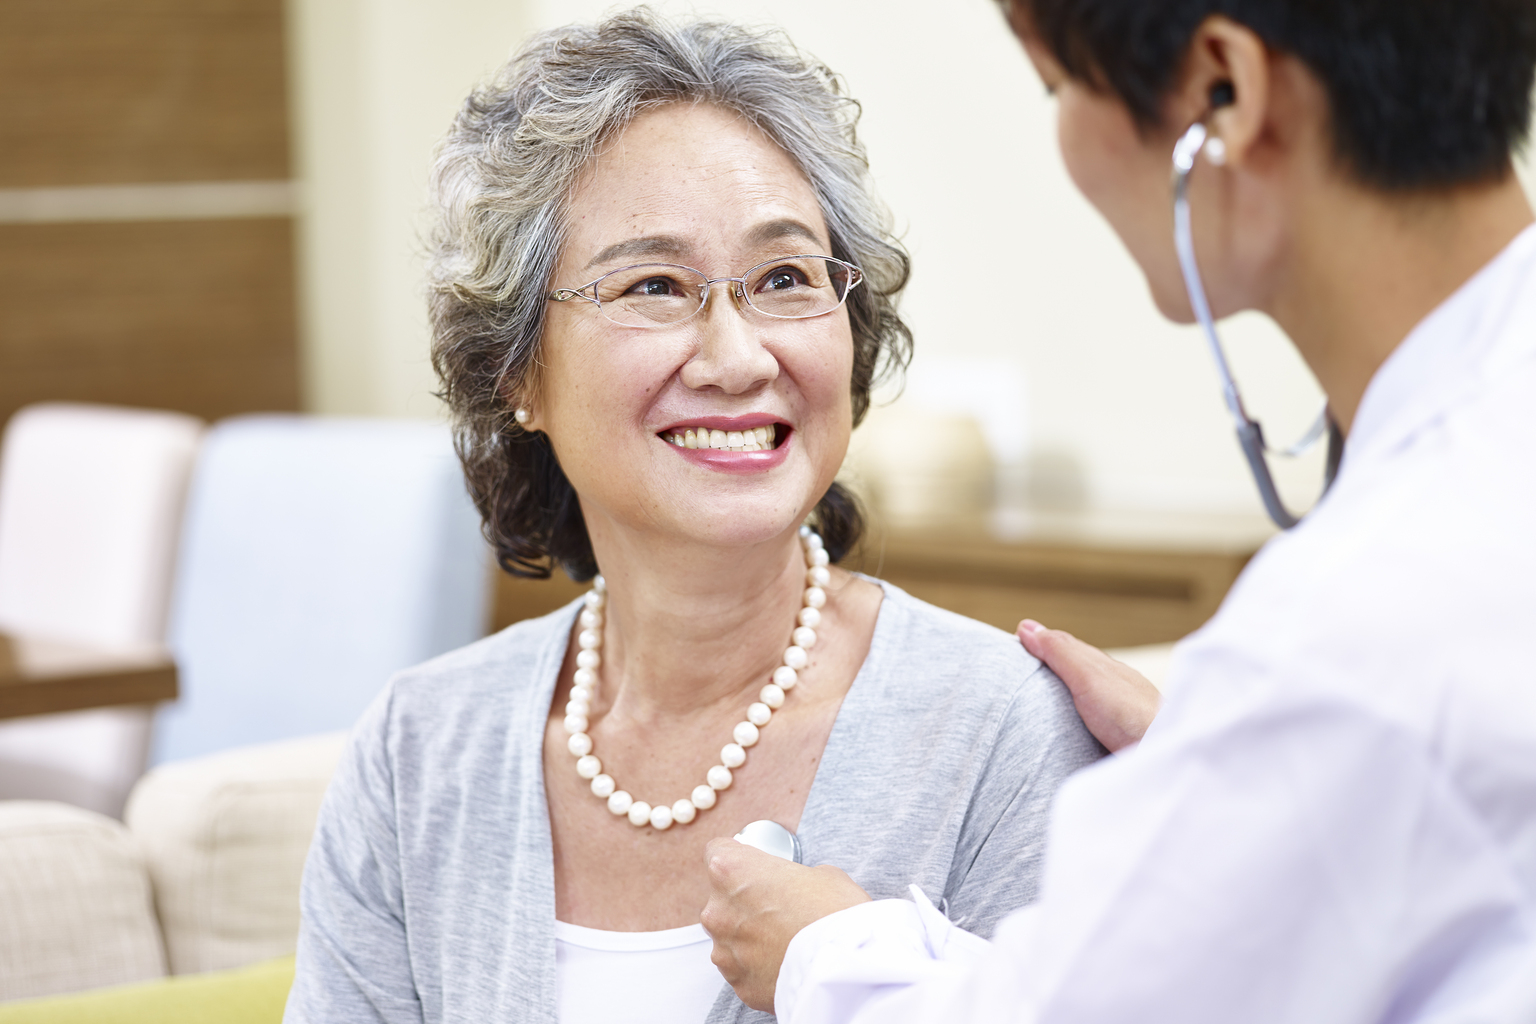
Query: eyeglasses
[{"left": 547, "top": 255, "right": 863, "bottom": 328}]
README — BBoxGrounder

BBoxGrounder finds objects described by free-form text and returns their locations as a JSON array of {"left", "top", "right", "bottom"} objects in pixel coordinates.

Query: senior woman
[{"left": 284, "top": 11, "right": 1100, "bottom": 1024}]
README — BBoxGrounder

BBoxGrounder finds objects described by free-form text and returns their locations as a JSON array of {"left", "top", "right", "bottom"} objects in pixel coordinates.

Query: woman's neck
[
  {"left": 1268, "top": 167, "right": 1533, "bottom": 434},
  {"left": 581, "top": 523, "right": 810, "bottom": 719}
]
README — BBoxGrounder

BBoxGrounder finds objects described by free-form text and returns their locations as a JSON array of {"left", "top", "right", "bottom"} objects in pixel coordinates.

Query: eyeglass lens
[{"left": 591, "top": 257, "right": 855, "bottom": 327}]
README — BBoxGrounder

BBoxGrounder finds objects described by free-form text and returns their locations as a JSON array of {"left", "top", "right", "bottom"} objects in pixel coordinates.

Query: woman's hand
[
  {"left": 1018, "top": 620, "right": 1160, "bottom": 752},
  {"left": 702, "top": 838, "right": 872, "bottom": 1011}
]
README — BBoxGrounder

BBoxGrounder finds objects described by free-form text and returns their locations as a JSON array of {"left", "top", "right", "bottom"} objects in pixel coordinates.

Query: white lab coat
[{"left": 776, "top": 226, "right": 1536, "bottom": 1024}]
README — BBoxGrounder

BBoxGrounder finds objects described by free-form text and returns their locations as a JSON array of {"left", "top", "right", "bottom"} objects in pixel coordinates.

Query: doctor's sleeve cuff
[{"left": 774, "top": 890, "right": 993, "bottom": 1024}]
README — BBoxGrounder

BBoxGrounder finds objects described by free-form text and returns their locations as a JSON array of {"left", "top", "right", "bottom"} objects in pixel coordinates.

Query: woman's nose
[{"left": 678, "top": 285, "right": 779, "bottom": 395}]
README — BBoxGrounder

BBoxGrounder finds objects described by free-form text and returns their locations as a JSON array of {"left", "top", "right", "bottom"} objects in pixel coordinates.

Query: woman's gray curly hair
[{"left": 429, "top": 7, "right": 912, "bottom": 581}]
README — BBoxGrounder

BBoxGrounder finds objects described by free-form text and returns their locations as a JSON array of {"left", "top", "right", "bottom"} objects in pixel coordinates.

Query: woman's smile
[{"left": 657, "top": 416, "right": 792, "bottom": 473}]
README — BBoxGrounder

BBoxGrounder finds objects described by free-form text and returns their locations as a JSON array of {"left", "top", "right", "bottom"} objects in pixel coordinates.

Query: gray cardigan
[{"left": 286, "top": 580, "right": 1103, "bottom": 1023}]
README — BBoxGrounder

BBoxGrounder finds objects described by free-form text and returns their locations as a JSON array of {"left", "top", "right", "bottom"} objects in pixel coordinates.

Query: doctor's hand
[
  {"left": 702, "top": 838, "right": 872, "bottom": 1012},
  {"left": 1018, "top": 619, "right": 1160, "bottom": 752}
]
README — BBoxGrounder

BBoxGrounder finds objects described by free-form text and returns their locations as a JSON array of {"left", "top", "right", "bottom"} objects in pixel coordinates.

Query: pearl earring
[
  {"left": 515, "top": 408, "right": 531, "bottom": 426},
  {"left": 1205, "top": 137, "right": 1227, "bottom": 166}
]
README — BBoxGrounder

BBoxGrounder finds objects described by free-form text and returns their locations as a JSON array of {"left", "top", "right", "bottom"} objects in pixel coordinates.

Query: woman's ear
[
  {"left": 500, "top": 369, "right": 543, "bottom": 433},
  {"left": 1176, "top": 15, "right": 1271, "bottom": 170}
]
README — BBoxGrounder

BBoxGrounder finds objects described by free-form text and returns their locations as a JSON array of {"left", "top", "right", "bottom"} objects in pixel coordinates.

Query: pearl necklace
[{"left": 564, "top": 525, "right": 832, "bottom": 830}]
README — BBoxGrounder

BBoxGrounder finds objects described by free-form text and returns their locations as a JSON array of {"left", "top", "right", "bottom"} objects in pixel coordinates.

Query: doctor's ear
[{"left": 1176, "top": 15, "right": 1271, "bottom": 170}]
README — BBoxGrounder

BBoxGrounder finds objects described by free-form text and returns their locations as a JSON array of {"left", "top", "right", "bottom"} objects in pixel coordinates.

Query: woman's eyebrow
[
  {"left": 744, "top": 219, "right": 826, "bottom": 250},
  {"left": 584, "top": 234, "right": 692, "bottom": 270},
  {"left": 582, "top": 219, "right": 825, "bottom": 272}
]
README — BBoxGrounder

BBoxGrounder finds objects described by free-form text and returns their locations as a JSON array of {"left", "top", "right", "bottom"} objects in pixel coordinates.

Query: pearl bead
[{"left": 566, "top": 533, "right": 826, "bottom": 828}]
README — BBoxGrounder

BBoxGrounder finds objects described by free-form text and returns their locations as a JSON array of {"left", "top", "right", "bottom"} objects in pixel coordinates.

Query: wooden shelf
[
  {"left": 490, "top": 517, "right": 1267, "bottom": 649},
  {"left": 841, "top": 530, "right": 1256, "bottom": 648}
]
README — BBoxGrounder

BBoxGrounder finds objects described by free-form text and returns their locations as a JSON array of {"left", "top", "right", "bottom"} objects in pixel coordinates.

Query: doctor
[{"left": 701, "top": 1, "right": 1536, "bottom": 1021}]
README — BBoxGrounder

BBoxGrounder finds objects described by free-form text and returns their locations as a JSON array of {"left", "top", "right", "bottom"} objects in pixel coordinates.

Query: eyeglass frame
[{"left": 546, "top": 254, "right": 864, "bottom": 328}]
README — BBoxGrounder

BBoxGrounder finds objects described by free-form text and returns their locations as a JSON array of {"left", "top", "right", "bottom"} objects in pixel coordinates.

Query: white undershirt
[{"left": 554, "top": 920, "right": 723, "bottom": 1024}]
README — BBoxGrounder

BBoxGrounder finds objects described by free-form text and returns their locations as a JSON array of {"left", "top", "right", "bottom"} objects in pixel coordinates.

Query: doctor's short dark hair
[
  {"left": 428, "top": 10, "right": 910, "bottom": 584},
  {"left": 1011, "top": 0, "right": 1536, "bottom": 191}
]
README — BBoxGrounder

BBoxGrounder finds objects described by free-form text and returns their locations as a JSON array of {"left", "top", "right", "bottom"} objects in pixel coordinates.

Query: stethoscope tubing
[{"left": 1171, "top": 122, "right": 1341, "bottom": 529}]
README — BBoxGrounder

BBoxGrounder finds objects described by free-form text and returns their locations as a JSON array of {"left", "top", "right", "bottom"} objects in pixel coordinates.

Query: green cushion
[{"left": 0, "top": 956, "right": 294, "bottom": 1024}]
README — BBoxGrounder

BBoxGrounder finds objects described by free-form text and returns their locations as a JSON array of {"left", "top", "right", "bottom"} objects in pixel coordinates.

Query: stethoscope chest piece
[{"left": 733, "top": 820, "right": 803, "bottom": 863}]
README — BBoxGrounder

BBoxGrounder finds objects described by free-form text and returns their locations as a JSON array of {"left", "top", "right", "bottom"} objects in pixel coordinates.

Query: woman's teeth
[{"left": 664, "top": 425, "right": 777, "bottom": 451}]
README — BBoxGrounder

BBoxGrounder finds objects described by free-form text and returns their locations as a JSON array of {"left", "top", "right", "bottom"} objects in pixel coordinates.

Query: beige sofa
[
  {"left": 0, "top": 733, "right": 346, "bottom": 1004},
  {"left": 0, "top": 642, "right": 1176, "bottom": 1006}
]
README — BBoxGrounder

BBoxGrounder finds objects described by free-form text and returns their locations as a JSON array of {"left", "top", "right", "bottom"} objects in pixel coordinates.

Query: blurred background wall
[{"left": 8, "top": 0, "right": 1536, "bottom": 523}]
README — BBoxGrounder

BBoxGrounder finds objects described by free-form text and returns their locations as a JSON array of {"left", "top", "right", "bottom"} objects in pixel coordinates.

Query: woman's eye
[
  {"left": 628, "top": 277, "right": 678, "bottom": 296},
  {"left": 760, "top": 267, "right": 808, "bottom": 291}
]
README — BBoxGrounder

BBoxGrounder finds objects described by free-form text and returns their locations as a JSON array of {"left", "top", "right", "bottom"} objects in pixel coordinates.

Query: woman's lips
[{"left": 658, "top": 423, "right": 792, "bottom": 473}]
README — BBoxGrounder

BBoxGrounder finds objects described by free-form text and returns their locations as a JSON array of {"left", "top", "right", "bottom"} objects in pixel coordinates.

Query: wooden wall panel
[
  {"left": 0, "top": 220, "right": 300, "bottom": 425},
  {"left": 0, "top": 0, "right": 289, "bottom": 187}
]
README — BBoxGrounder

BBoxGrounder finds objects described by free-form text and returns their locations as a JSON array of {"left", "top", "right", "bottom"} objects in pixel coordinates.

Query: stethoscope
[
  {"left": 1171, "top": 98, "right": 1343, "bottom": 529},
  {"left": 724, "top": 113, "right": 1344, "bottom": 867},
  {"left": 734, "top": 819, "right": 803, "bottom": 862}
]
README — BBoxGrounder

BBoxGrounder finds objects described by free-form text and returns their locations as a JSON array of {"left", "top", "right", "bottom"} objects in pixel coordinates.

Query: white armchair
[{"left": 0, "top": 403, "right": 204, "bottom": 818}]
